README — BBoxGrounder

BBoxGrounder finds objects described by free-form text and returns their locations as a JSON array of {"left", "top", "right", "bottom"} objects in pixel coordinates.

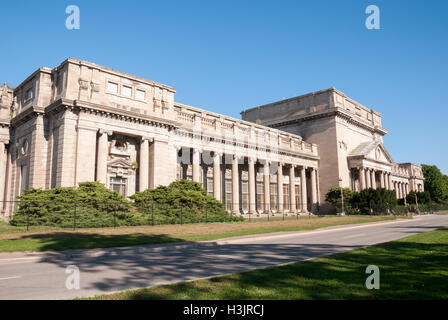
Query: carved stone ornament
[{"left": 78, "top": 78, "right": 89, "bottom": 90}]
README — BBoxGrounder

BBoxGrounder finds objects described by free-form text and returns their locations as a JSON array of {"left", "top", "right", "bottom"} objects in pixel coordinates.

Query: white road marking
[{"left": 0, "top": 276, "right": 21, "bottom": 281}]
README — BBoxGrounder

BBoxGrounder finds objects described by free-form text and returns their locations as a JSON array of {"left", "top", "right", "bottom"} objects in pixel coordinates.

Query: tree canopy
[{"left": 422, "top": 164, "right": 448, "bottom": 203}]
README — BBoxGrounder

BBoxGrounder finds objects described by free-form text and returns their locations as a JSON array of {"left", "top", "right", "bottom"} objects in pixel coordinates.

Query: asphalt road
[{"left": 0, "top": 214, "right": 447, "bottom": 300}]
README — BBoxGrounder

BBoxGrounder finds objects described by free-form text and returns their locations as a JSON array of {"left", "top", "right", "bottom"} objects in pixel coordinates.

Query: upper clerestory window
[
  {"left": 135, "top": 89, "right": 145, "bottom": 101},
  {"left": 107, "top": 82, "right": 118, "bottom": 94},
  {"left": 122, "top": 85, "right": 132, "bottom": 97},
  {"left": 24, "top": 88, "right": 33, "bottom": 102}
]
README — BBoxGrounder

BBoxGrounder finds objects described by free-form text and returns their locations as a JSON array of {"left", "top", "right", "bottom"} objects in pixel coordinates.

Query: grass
[
  {"left": 90, "top": 226, "right": 448, "bottom": 300},
  {"left": 0, "top": 215, "right": 399, "bottom": 253}
]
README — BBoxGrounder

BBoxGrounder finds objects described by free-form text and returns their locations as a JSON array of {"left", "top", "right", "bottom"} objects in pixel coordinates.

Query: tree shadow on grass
[
  {"left": 6, "top": 232, "right": 187, "bottom": 252},
  {"left": 115, "top": 237, "right": 448, "bottom": 300}
]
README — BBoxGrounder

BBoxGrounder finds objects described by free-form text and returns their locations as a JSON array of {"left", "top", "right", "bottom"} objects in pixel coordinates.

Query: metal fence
[
  {"left": 3, "top": 200, "right": 316, "bottom": 231},
  {"left": 3, "top": 200, "right": 447, "bottom": 231},
  {"left": 334, "top": 202, "right": 448, "bottom": 216}
]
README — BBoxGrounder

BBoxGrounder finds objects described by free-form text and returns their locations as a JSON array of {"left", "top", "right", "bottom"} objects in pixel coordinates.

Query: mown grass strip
[{"left": 0, "top": 216, "right": 398, "bottom": 253}]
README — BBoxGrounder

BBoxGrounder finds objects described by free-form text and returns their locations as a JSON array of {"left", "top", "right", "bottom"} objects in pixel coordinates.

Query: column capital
[
  {"left": 248, "top": 157, "right": 256, "bottom": 164},
  {"left": 141, "top": 136, "right": 153, "bottom": 143},
  {"left": 98, "top": 129, "right": 113, "bottom": 136}
]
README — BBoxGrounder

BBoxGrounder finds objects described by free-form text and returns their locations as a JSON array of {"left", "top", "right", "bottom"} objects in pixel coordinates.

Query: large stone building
[
  {"left": 241, "top": 88, "right": 424, "bottom": 212},
  {"left": 0, "top": 58, "right": 423, "bottom": 220}
]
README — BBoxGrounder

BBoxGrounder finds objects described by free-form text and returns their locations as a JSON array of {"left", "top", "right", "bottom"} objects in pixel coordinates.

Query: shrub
[
  {"left": 10, "top": 182, "right": 141, "bottom": 227},
  {"left": 350, "top": 188, "right": 397, "bottom": 215},
  {"left": 130, "top": 180, "right": 243, "bottom": 224}
]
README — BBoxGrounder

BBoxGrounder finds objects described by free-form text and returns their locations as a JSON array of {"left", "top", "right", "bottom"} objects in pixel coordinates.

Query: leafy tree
[
  {"left": 421, "top": 164, "right": 448, "bottom": 203},
  {"left": 325, "top": 188, "right": 355, "bottom": 205},
  {"left": 350, "top": 188, "right": 397, "bottom": 214},
  {"left": 130, "top": 180, "right": 243, "bottom": 223},
  {"left": 406, "top": 191, "right": 432, "bottom": 205}
]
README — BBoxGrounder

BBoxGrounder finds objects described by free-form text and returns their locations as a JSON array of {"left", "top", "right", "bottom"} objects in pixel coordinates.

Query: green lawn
[
  {"left": 0, "top": 215, "right": 398, "bottom": 253},
  {"left": 91, "top": 226, "right": 448, "bottom": 300}
]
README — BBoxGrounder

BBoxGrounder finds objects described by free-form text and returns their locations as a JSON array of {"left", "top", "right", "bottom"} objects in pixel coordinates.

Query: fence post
[
  {"left": 180, "top": 204, "right": 183, "bottom": 225},
  {"left": 151, "top": 201, "right": 154, "bottom": 226},
  {"left": 26, "top": 203, "right": 30, "bottom": 232},
  {"left": 113, "top": 204, "right": 117, "bottom": 228},
  {"left": 73, "top": 202, "right": 77, "bottom": 231}
]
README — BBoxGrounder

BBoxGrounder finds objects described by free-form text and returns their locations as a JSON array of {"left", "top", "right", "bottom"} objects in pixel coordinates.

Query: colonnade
[{"left": 187, "top": 148, "right": 319, "bottom": 215}]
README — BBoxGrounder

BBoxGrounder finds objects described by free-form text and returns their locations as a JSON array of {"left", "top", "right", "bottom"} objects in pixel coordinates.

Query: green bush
[
  {"left": 350, "top": 188, "right": 397, "bottom": 215},
  {"left": 130, "top": 180, "right": 243, "bottom": 224},
  {"left": 10, "top": 182, "right": 143, "bottom": 227}
]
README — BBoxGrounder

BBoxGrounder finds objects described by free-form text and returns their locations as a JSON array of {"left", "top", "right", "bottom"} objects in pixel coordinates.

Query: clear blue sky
[{"left": 1, "top": 0, "right": 447, "bottom": 173}]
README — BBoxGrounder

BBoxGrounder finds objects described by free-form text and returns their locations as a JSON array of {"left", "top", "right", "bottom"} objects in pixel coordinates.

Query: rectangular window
[
  {"left": 270, "top": 183, "right": 278, "bottom": 211},
  {"left": 225, "top": 179, "right": 232, "bottom": 212},
  {"left": 111, "top": 177, "right": 127, "bottom": 196},
  {"left": 295, "top": 185, "right": 300, "bottom": 210},
  {"left": 241, "top": 180, "right": 249, "bottom": 212},
  {"left": 122, "top": 85, "right": 132, "bottom": 97},
  {"left": 25, "top": 88, "right": 32, "bottom": 101},
  {"left": 136, "top": 89, "right": 145, "bottom": 101},
  {"left": 107, "top": 82, "right": 118, "bottom": 94},
  {"left": 256, "top": 181, "right": 264, "bottom": 211},
  {"left": 207, "top": 177, "right": 214, "bottom": 196},
  {"left": 56, "top": 72, "right": 63, "bottom": 94},
  {"left": 20, "top": 165, "right": 29, "bottom": 195},
  {"left": 283, "top": 184, "right": 290, "bottom": 211}
]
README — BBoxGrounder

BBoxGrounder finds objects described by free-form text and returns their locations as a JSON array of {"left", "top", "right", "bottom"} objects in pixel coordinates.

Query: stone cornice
[
  {"left": 44, "top": 99, "right": 179, "bottom": 130},
  {"left": 10, "top": 105, "right": 45, "bottom": 127},
  {"left": 268, "top": 108, "right": 388, "bottom": 136}
]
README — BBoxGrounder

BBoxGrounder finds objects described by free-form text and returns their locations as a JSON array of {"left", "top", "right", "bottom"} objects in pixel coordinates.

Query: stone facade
[
  {"left": 0, "top": 58, "right": 322, "bottom": 220},
  {"left": 241, "top": 88, "right": 424, "bottom": 212}
]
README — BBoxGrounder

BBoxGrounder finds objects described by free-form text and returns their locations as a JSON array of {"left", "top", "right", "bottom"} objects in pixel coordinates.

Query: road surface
[{"left": 0, "top": 214, "right": 447, "bottom": 299}]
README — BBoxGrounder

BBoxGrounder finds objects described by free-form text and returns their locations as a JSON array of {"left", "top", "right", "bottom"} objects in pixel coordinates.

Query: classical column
[
  {"left": 248, "top": 157, "right": 256, "bottom": 214},
  {"left": 359, "top": 167, "right": 366, "bottom": 190},
  {"left": 0, "top": 142, "right": 5, "bottom": 203},
  {"left": 388, "top": 173, "right": 392, "bottom": 190},
  {"left": 192, "top": 148, "right": 201, "bottom": 183},
  {"left": 277, "top": 162, "right": 283, "bottom": 213},
  {"left": 379, "top": 171, "right": 385, "bottom": 188},
  {"left": 213, "top": 152, "right": 221, "bottom": 201},
  {"left": 365, "top": 168, "right": 371, "bottom": 189},
  {"left": 405, "top": 183, "right": 409, "bottom": 195},
  {"left": 398, "top": 182, "right": 402, "bottom": 198},
  {"left": 370, "top": 169, "right": 376, "bottom": 189},
  {"left": 263, "top": 161, "right": 270, "bottom": 212},
  {"left": 139, "top": 137, "right": 149, "bottom": 191},
  {"left": 96, "top": 130, "right": 109, "bottom": 184},
  {"left": 289, "top": 165, "right": 296, "bottom": 213},
  {"left": 310, "top": 168, "right": 317, "bottom": 213},
  {"left": 231, "top": 155, "right": 239, "bottom": 214},
  {"left": 300, "top": 166, "right": 307, "bottom": 213}
]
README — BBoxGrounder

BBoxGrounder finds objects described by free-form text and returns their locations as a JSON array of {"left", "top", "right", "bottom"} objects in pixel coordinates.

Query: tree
[
  {"left": 421, "top": 165, "right": 448, "bottom": 203},
  {"left": 406, "top": 191, "right": 431, "bottom": 205},
  {"left": 351, "top": 188, "right": 397, "bottom": 214},
  {"left": 325, "top": 187, "right": 354, "bottom": 206},
  {"left": 130, "top": 180, "right": 243, "bottom": 223},
  {"left": 10, "top": 182, "right": 136, "bottom": 227}
]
